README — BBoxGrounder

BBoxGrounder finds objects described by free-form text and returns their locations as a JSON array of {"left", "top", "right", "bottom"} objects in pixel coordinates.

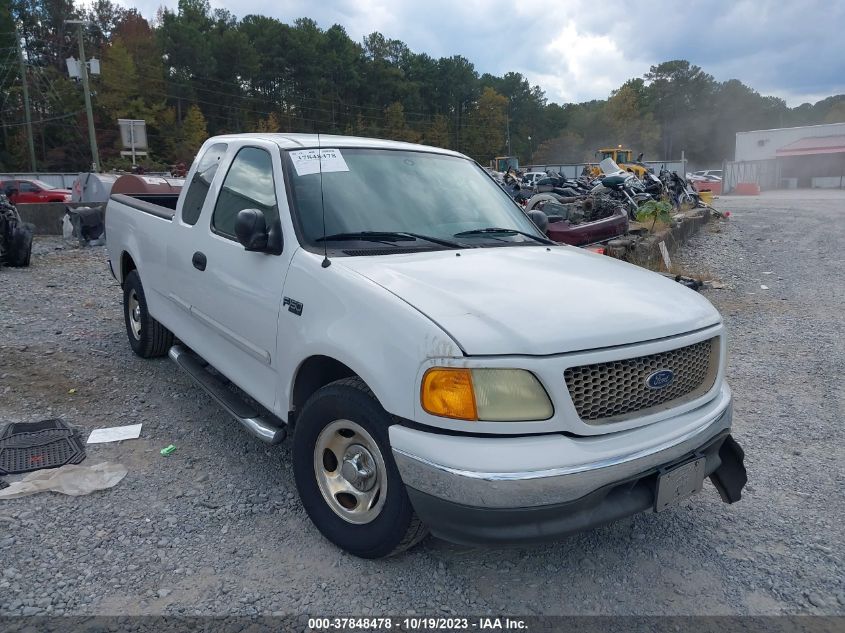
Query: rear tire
[
  {"left": 123, "top": 270, "right": 173, "bottom": 358},
  {"left": 7, "top": 223, "right": 33, "bottom": 267},
  {"left": 293, "top": 377, "right": 428, "bottom": 558}
]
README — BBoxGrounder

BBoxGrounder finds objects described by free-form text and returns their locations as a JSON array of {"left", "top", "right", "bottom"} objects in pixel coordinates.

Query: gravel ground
[{"left": 0, "top": 189, "right": 843, "bottom": 617}]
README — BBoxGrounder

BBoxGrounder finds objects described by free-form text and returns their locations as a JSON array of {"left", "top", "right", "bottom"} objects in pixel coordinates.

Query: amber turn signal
[{"left": 420, "top": 368, "right": 478, "bottom": 420}]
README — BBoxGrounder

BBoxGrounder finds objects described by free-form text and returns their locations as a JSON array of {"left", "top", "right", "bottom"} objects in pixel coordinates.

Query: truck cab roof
[{"left": 209, "top": 133, "right": 466, "bottom": 158}]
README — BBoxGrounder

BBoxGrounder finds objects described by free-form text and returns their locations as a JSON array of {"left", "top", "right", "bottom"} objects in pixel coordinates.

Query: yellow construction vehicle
[
  {"left": 588, "top": 146, "right": 649, "bottom": 178},
  {"left": 491, "top": 156, "right": 519, "bottom": 172}
]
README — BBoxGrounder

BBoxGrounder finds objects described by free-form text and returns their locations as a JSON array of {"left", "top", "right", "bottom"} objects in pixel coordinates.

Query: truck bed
[{"left": 109, "top": 193, "right": 179, "bottom": 220}]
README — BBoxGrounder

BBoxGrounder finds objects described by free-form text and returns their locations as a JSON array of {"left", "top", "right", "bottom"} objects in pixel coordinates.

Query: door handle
[{"left": 192, "top": 251, "right": 207, "bottom": 271}]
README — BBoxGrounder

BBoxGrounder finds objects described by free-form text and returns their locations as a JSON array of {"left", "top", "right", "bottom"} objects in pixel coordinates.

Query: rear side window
[
  {"left": 181, "top": 142, "right": 228, "bottom": 225},
  {"left": 212, "top": 147, "right": 278, "bottom": 238}
]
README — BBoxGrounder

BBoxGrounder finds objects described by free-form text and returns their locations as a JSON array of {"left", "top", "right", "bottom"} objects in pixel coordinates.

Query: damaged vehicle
[
  {"left": 525, "top": 193, "right": 628, "bottom": 246},
  {"left": 0, "top": 193, "right": 33, "bottom": 269},
  {"left": 106, "top": 134, "right": 747, "bottom": 558}
]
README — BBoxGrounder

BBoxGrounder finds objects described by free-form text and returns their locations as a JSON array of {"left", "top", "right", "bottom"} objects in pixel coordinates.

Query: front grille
[{"left": 564, "top": 337, "right": 719, "bottom": 424}]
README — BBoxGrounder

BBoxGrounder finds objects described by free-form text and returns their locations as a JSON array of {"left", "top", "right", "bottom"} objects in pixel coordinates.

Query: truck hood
[{"left": 339, "top": 246, "right": 721, "bottom": 356}]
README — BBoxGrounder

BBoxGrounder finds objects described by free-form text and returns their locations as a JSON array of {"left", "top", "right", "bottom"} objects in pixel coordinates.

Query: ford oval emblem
[{"left": 646, "top": 369, "right": 674, "bottom": 389}]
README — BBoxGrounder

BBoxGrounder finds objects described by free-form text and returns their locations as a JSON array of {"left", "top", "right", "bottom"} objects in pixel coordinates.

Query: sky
[{"left": 112, "top": 0, "right": 845, "bottom": 107}]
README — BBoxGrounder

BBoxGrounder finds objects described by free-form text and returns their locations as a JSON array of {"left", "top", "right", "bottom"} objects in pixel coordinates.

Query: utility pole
[
  {"left": 14, "top": 25, "right": 36, "bottom": 172},
  {"left": 506, "top": 98, "right": 511, "bottom": 156},
  {"left": 66, "top": 20, "right": 100, "bottom": 172}
]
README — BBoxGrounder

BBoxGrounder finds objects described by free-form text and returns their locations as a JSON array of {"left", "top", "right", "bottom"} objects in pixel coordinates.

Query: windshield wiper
[
  {"left": 454, "top": 227, "right": 553, "bottom": 244},
  {"left": 316, "top": 231, "right": 465, "bottom": 249}
]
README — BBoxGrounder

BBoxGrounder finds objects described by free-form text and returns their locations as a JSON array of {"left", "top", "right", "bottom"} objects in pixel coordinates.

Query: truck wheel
[
  {"left": 293, "top": 377, "right": 428, "bottom": 558},
  {"left": 123, "top": 270, "right": 173, "bottom": 358}
]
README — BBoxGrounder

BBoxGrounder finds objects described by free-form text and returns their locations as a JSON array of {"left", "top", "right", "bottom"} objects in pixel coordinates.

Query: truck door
[{"left": 168, "top": 143, "right": 293, "bottom": 413}]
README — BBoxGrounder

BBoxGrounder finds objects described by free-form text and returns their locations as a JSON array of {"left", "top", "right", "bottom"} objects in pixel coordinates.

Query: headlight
[{"left": 421, "top": 368, "right": 553, "bottom": 422}]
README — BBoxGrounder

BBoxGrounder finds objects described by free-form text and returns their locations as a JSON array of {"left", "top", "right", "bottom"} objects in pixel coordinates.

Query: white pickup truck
[{"left": 106, "top": 134, "right": 746, "bottom": 558}]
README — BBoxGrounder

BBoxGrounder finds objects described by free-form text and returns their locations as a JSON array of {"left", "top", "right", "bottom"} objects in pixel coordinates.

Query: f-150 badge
[{"left": 283, "top": 297, "right": 303, "bottom": 316}]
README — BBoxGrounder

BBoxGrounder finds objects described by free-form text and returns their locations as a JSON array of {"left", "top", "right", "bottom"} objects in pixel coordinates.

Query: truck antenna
[
  {"left": 318, "top": 131, "right": 331, "bottom": 268},
  {"left": 317, "top": 131, "right": 332, "bottom": 268}
]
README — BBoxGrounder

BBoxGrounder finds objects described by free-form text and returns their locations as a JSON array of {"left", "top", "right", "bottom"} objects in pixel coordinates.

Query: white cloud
[
  {"left": 110, "top": 0, "right": 844, "bottom": 106},
  {"left": 536, "top": 21, "right": 647, "bottom": 102}
]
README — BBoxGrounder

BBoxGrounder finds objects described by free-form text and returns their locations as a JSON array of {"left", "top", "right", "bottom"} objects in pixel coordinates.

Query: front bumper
[{"left": 390, "top": 385, "right": 746, "bottom": 545}]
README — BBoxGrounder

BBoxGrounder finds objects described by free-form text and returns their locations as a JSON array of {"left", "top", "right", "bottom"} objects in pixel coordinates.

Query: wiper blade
[
  {"left": 316, "top": 231, "right": 415, "bottom": 243},
  {"left": 454, "top": 227, "right": 553, "bottom": 244},
  {"left": 399, "top": 231, "right": 465, "bottom": 249},
  {"left": 316, "top": 231, "right": 464, "bottom": 249}
]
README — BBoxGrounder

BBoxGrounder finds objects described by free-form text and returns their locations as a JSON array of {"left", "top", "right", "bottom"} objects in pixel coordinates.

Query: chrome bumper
[{"left": 390, "top": 386, "right": 732, "bottom": 509}]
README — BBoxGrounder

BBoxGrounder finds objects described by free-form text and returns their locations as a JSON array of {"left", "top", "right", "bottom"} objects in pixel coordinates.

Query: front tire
[
  {"left": 293, "top": 377, "right": 428, "bottom": 558},
  {"left": 123, "top": 270, "right": 173, "bottom": 358}
]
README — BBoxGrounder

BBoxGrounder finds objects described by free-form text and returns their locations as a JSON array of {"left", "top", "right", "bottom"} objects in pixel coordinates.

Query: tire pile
[{"left": 0, "top": 194, "right": 33, "bottom": 269}]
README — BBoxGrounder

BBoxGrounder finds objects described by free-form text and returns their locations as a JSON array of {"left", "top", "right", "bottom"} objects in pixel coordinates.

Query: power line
[
  {"left": 132, "top": 66, "right": 477, "bottom": 122},
  {"left": 3, "top": 109, "right": 86, "bottom": 127}
]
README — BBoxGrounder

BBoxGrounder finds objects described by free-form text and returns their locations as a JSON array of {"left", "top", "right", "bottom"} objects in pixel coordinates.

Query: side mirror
[
  {"left": 234, "top": 208, "right": 269, "bottom": 251},
  {"left": 527, "top": 209, "right": 548, "bottom": 234}
]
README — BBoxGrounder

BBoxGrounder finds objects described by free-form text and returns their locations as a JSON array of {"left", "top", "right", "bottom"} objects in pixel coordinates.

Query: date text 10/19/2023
[{"left": 308, "top": 617, "right": 529, "bottom": 631}]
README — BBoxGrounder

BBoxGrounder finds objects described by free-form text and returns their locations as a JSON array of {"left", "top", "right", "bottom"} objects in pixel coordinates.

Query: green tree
[
  {"left": 645, "top": 60, "right": 715, "bottom": 159},
  {"left": 464, "top": 87, "right": 508, "bottom": 162},
  {"left": 175, "top": 104, "right": 208, "bottom": 161},
  {"left": 823, "top": 102, "right": 845, "bottom": 123},
  {"left": 422, "top": 114, "right": 451, "bottom": 149},
  {"left": 533, "top": 130, "right": 585, "bottom": 163},
  {"left": 384, "top": 101, "right": 417, "bottom": 142},
  {"left": 254, "top": 112, "right": 281, "bottom": 132},
  {"left": 604, "top": 81, "right": 660, "bottom": 157}
]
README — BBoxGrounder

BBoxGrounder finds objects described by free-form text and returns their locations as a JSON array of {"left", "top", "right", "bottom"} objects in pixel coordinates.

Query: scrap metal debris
[
  {"left": 63, "top": 206, "right": 105, "bottom": 246},
  {"left": 660, "top": 272, "right": 703, "bottom": 291}
]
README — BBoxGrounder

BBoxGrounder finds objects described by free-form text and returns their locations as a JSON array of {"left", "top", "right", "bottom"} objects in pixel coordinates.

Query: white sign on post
[
  {"left": 289, "top": 148, "right": 350, "bottom": 176},
  {"left": 659, "top": 241, "right": 672, "bottom": 270}
]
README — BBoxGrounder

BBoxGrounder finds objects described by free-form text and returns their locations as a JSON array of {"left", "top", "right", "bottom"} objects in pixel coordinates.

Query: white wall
[{"left": 735, "top": 122, "right": 845, "bottom": 161}]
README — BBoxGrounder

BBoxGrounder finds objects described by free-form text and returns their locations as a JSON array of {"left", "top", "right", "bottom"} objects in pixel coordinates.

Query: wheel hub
[
  {"left": 127, "top": 290, "right": 142, "bottom": 340},
  {"left": 340, "top": 445, "right": 377, "bottom": 492},
  {"left": 313, "top": 419, "right": 388, "bottom": 524}
]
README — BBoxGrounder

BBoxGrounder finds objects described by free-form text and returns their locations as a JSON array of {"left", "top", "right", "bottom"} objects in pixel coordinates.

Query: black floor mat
[
  {"left": 0, "top": 419, "right": 86, "bottom": 475},
  {"left": 0, "top": 418, "right": 74, "bottom": 440}
]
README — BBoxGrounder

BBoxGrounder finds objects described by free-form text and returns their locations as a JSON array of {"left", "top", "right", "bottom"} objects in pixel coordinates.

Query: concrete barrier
[
  {"left": 606, "top": 208, "right": 712, "bottom": 267},
  {"left": 15, "top": 202, "right": 102, "bottom": 235}
]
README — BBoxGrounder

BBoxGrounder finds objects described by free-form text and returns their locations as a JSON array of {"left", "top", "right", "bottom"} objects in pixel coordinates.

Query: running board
[{"left": 168, "top": 345, "right": 286, "bottom": 444}]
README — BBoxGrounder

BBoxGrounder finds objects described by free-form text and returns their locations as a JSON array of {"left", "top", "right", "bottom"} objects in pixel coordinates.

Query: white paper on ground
[
  {"left": 87, "top": 423, "right": 142, "bottom": 444},
  {"left": 0, "top": 462, "right": 128, "bottom": 499},
  {"left": 289, "top": 148, "right": 349, "bottom": 176}
]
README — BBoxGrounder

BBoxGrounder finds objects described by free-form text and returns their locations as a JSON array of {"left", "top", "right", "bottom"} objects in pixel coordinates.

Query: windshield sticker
[{"left": 289, "top": 148, "right": 350, "bottom": 176}]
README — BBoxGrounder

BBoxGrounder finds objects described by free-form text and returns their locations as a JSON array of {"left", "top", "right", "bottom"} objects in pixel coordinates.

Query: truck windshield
[{"left": 283, "top": 148, "right": 544, "bottom": 250}]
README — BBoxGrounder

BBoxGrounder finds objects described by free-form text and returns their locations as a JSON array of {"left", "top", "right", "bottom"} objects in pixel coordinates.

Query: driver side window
[
  {"left": 212, "top": 147, "right": 279, "bottom": 239},
  {"left": 182, "top": 142, "right": 228, "bottom": 226}
]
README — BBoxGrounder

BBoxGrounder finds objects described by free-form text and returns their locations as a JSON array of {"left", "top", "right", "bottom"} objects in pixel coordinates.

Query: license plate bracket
[{"left": 654, "top": 456, "right": 706, "bottom": 512}]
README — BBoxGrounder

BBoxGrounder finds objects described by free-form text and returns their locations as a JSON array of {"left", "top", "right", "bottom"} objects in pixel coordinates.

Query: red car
[{"left": 0, "top": 178, "right": 72, "bottom": 204}]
